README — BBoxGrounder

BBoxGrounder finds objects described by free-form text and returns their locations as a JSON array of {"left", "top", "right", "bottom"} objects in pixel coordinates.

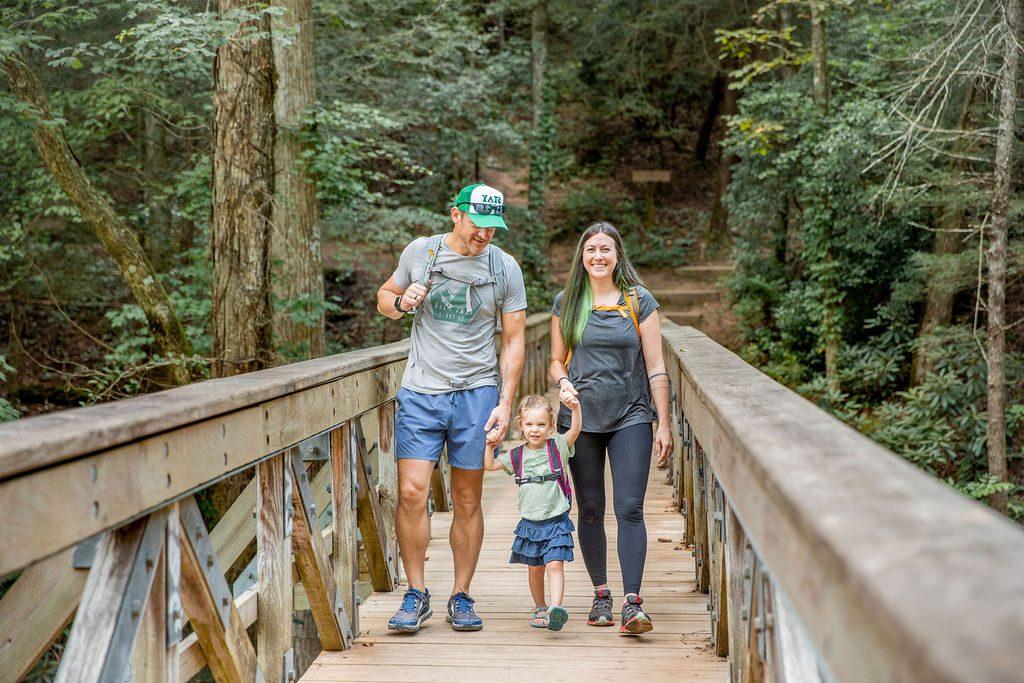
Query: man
[{"left": 376, "top": 183, "right": 527, "bottom": 632}]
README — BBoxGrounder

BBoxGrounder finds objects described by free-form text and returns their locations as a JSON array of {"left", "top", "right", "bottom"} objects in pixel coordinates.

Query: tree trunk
[
  {"left": 695, "top": 74, "right": 725, "bottom": 162},
  {"left": 809, "top": 2, "right": 839, "bottom": 391},
  {"left": 526, "top": 0, "right": 551, "bottom": 281},
  {"left": 985, "top": 0, "right": 1018, "bottom": 514},
  {"left": 811, "top": 2, "right": 829, "bottom": 116},
  {"left": 911, "top": 84, "right": 977, "bottom": 385},
  {"left": 212, "top": 1, "right": 277, "bottom": 378},
  {"left": 1, "top": 55, "right": 194, "bottom": 387},
  {"left": 270, "top": 0, "right": 325, "bottom": 361},
  {"left": 706, "top": 79, "right": 738, "bottom": 256}
]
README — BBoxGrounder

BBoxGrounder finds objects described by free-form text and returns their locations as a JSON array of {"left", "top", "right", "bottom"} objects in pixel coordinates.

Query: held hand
[
  {"left": 557, "top": 380, "right": 578, "bottom": 408},
  {"left": 485, "top": 428, "right": 503, "bottom": 446},
  {"left": 401, "top": 283, "right": 430, "bottom": 311},
  {"left": 654, "top": 423, "right": 673, "bottom": 466},
  {"left": 484, "top": 403, "right": 511, "bottom": 441}
]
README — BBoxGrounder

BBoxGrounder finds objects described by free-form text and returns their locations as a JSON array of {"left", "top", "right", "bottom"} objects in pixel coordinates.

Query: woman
[{"left": 549, "top": 221, "right": 672, "bottom": 634}]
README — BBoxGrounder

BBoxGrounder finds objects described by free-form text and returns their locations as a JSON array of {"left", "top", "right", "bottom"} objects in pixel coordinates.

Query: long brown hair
[{"left": 560, "top": 222, "right": 644, "bottom": 349}]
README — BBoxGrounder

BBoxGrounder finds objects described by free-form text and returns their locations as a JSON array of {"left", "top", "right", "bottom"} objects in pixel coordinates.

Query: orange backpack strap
[{"left": 624, "top": 287, "right": 640, "bottom": 334}]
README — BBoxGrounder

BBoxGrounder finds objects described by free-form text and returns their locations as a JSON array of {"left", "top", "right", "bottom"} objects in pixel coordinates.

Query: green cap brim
[{"left": 467, "top": 212, "right": 508, "bottom": 230}]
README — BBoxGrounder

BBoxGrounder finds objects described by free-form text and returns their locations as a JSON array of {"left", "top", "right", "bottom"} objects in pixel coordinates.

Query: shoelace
[
  {"left": 400, "top": 590, "right": 422, "bottom": 613},
  {"left": 593, "top": 593, "right": 612, "bottom": 613},
  {"left": 451, "top": 592, "right": 475, "bottom": 614}
]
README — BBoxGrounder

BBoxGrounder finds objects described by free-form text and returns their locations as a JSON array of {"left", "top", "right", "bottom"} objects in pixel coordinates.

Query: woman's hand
[
  {"left": 557, "top": 379, "right": 579, "bottom": 409},
  {"left": 654, "top": 422, "right": 673, "bottom": 466}
]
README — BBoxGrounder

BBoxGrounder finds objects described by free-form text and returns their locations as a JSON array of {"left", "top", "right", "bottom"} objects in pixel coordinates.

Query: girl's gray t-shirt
[{"left": 552, "top": 286, "right": 659, "bottom": 433}]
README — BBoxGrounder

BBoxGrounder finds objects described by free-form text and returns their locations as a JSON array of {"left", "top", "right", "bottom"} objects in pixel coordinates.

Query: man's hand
[
  {"left": 484, "top": 403, "right": 511, "bottom": 442},
  {"left": 400, "top": 282, "right": 430, "bottom": 311},
  {"left": 485, "top": 428, "right": 503, "bottom": 446}
]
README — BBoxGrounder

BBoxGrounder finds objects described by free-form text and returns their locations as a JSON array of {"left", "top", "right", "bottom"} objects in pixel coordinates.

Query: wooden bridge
[{"left": 2, "top": 314, "right": 1023, "bottom": 682}]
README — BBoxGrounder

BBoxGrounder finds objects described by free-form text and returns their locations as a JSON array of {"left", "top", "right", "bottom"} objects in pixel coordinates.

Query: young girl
[{"left": 484, "top": 394, "right": 582, "bottom": 631}]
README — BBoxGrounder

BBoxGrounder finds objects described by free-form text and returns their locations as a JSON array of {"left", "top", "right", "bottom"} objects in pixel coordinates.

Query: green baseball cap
[{"left": 453, "top": 183, "right": 508, "bottom": 230}]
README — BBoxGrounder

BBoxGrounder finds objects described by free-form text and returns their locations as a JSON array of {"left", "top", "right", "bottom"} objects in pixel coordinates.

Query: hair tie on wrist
[
  {"left": 648, "top": 372, "right": 668, "bottom": 381},
  {"left": 556, "top": 376, "right": 570, "bottom": 388}
]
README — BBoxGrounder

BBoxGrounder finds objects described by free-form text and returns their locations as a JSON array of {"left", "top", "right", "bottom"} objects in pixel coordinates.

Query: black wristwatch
[{"left": 394, "top": 295, "right": 410, "bottom": 314}]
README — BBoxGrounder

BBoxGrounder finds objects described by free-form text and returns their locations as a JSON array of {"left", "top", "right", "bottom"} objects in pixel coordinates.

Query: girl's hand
[
  {"left": 557, "top": 379, "right": 578, "bottom": 408},
  {"left": 563, "top": 393, "right": 580, "bottom": 409},
  {"left": 486, "top": 428, "right": 503, "bottom": 446},
  {"left": 654, "top": 422, "right": 673, "bottom": 466}
]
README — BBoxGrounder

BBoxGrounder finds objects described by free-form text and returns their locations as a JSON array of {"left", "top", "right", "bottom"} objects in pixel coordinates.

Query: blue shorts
[{"left": 395, "top": 385, "right": 499, "bottom": 470}]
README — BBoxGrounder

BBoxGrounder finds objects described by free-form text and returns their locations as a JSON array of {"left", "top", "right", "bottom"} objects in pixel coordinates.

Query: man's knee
[
  {"left": 398, "top": 477, "right": 430, "bottom": 510},
  {"left": 450, "top": 469, "right": 483, "bottom": 514},
  {"left": 451, "top": 486, "right": 481, "bottom": 514}
]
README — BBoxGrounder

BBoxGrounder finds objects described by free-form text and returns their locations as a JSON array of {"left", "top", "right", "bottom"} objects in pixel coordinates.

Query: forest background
[{"left": 1, "top": 0, "right": 1022, "bottom": 581}]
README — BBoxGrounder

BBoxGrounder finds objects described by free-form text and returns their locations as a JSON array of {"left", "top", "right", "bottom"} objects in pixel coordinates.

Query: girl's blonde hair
[{"left": 512, "top": 394, "right": 556, "bottom": 436}]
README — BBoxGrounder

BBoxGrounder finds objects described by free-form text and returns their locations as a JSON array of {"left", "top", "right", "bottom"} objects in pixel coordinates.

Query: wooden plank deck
[{"left": 303, "top": 458, "right": 728, "bottom": 682}]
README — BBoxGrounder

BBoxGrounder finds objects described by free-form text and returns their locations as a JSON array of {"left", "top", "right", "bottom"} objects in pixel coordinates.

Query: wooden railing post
[
  {"left": 682, "top": 418, "right": 695, "bottom": 547},
  {"left": 257, "top": 452, "right": 293, "bottom": 680},
  {"left": 692, "top": 441, "right": 710, "bottom": 593},
  {"left": 376, "top": 402, "right": 401, "bottom": 585},
  {"left": 331, "top": 422, "right": 359, "bottom": 638}
]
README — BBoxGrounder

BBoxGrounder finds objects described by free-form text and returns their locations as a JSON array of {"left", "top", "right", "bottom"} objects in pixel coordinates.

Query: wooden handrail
[
  {"left": 661, "top": 320, "right": 1024, "bottom": 683},
  {"left": 0, "top": 312, "right": 552, "bottom": 682}
]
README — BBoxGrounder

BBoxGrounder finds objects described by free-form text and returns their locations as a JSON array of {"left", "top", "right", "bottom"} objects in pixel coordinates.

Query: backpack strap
[
  {"left": 510, "top": 445, "right": 525, "bottom": 484},
  {"left": 417, "top": 234, "right": 444, "bottom": 286},
  {"left": 488, "top": 245, "right": 506, "bottom": 334},
  {"left": 546, "top": 438, "right": 572, "bottom": 503},
  {"left": 624, "top": 287, "right": 641, "bottom": 334}
]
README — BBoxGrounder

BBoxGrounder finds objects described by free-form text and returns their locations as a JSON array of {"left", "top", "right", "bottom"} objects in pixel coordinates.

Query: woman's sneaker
[
  {"left": 446, "top": 591, "right": 484, "bottom": 631},
  {"left": 587, "top": 588, "right": 614, "bottom": 626},
  {"left": 387, "top": 587, "right": 432, "bottom": 632},
  {"left": 620, "top": 593, "right": 653, "bottom": 634}
]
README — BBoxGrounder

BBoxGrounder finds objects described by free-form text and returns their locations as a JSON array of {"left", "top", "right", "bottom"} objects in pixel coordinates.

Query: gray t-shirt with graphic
[
  {"left": 393, "top": 235, "right": 527, "bottom": 394},
  {"left": 552, "top": 286, "right": 660, "bottom": 432}
]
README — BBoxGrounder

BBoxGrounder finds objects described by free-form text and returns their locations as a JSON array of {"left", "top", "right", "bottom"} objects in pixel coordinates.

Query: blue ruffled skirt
[{"left": 509, "top": 512, "right": 575, "bottom": 566}]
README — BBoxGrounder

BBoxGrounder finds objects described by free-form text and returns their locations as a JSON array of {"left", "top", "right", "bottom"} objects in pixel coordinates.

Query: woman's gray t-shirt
[{"left": 552, "top": 286, "right": 659, "bottom": 433}]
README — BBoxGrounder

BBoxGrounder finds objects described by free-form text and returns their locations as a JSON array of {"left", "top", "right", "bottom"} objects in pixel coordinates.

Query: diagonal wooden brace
[
  {"left": 178, "top": 495, "right": 262, "bottom": 683},
  {"left": 289, "top": 450, "right": 353, "bottom": 650},
  {"left": 54, "top": 510, "right": 167, "bottom": 683},
  {"left": 352, "top": 419, "right": 398, "bottom": 591}
]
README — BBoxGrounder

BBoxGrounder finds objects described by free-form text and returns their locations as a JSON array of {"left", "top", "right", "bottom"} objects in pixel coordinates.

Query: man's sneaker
[
  {"left": 446, "top": 591, "right": 483, "bottom": 631},
  {"left": 620, "top": 593, "right": 653, "bottom": 634},
  {"left": 387, "top": 587, "right": 432, "bottom": 632},
  {"left": 587, "top": 588, "right": 614, "bottom": 626}
]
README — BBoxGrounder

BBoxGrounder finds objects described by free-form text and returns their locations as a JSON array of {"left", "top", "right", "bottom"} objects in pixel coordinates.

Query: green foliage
[
  {"left": 722, "top": 0, "right": 1023, "bottom": 516},
  {"left": 0, "top": 354, "right": 20, "bottom": 422}
]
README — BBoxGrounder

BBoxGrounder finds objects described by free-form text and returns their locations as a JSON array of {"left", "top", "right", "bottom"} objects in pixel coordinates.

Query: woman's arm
[
  {"left": 638, "top": 310, "right": 672, "bottom": 465},
  {"left": 549, "top": 315, "right": 579, "bottom": 407}
]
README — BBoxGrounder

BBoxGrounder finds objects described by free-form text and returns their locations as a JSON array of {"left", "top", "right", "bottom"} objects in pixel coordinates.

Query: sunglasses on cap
[{"left": 457, "top": 202, "right": 506, "bottom": 216}]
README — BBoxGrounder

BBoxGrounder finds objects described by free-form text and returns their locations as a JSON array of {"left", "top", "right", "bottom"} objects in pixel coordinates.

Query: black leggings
[{"left": 569, "top": 423, "right": 653, "bottom": 595}]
